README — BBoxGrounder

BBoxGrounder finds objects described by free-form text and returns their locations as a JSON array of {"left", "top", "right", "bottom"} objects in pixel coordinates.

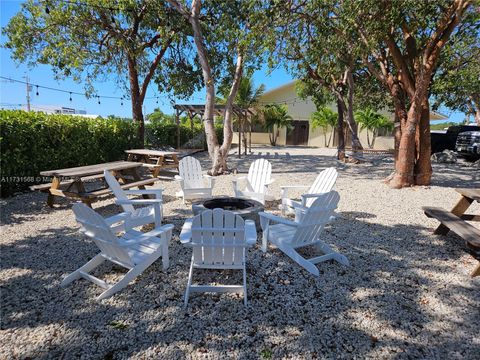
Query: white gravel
[{"left": 1, "top": 146, "right": 479, "bottom": 359}]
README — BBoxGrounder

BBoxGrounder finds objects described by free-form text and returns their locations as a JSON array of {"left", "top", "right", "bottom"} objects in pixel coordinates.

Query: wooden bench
[
  {"left": 30, "top": 174, "right": 105, "bottom": 192},
  {"left": 79, "top": 178, "right": 158, "bottom": 199},
  {"left": 423, "top": 206, "right": 480, "bottom": 277}
]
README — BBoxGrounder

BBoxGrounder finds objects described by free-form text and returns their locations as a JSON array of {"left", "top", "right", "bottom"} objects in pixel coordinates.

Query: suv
[{"left": 456, "top": 130, "right": 480, "bottom": 160}]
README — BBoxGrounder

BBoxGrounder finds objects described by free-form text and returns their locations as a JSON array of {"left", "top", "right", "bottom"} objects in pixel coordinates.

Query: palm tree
[
  {"left": 311, "top": 107, "right": 337, "bottom": 147},
  {"left": 219, "top": 76, "right": 265, "bottom": 155},
  {"left": 355, "top": 108, "right": 394, "bottom": 148},
  {"left": 262, "top": 104, "right": 293, "bottom": 146}
]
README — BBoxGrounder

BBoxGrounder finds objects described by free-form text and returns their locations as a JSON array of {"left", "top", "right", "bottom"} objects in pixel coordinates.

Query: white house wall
[{"left": 235, "top": 80, "right": 447, "bottom": 150}]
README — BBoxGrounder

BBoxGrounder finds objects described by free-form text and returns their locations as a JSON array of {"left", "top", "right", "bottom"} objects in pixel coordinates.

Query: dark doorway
[{"left": 286, "top": 120, "right": 309, "bottom": 146}]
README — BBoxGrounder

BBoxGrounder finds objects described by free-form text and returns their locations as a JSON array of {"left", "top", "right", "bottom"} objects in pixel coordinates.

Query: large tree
[
  {"left": 3, "top": 0, "right": 198, "bottom": 144},
  {"left": 345, "top": 0, "right": 473, "bottom": 188},
  {"left": 166, "top": 0, "right": 266, "bottom": 174},
  {"left": 431, "top": 9, "right": 480, "bottom": 125},
  {"left": 268, "top": 0, "right": 365, "bottom": 158}
]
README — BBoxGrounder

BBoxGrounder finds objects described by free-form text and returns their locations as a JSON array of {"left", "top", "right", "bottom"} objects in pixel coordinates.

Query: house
[{"left": 237, "top": 81, "right": 447, "bottom": 150}]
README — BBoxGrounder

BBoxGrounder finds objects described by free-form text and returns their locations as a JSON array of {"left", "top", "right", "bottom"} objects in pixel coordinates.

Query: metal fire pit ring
[{"left": 192, "top": 197, "right": 264, "bottom": 227}]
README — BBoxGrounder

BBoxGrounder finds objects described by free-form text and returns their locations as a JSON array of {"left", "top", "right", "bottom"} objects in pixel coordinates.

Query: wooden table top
[
  {"left": 125, "top": 149, "right": 179, "bottom": 156},
  {"left": 40, "top": 161, "right": 143, "bottom": 178},
  {"left": 455, "top": 188, "right": 480, "bottom": 202}
]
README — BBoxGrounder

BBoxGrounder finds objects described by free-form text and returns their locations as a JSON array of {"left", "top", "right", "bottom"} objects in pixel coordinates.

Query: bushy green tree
[
  {"left": 262, "top": 104, "right": 293, "bottom": 146},
  {"left": 311, "top": 108, "right": 337, "bottom": 147},
  {"left": 355, "top": 108, "right": 393, "bottom": 148},
  {"left": 3, "top": 0, "right": 200, "bottom": 144}
]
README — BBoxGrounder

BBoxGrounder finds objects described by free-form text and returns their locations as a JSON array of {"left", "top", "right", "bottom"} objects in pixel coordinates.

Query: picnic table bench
[
  {"left": 126, "top": 149, "right": 180, "bottom": 177},
  {"left": 423, "top": 188, "right": 480, "bottom": 277},
  {"left": 32, "top": 161, "right": 158, "bottom": 207}
]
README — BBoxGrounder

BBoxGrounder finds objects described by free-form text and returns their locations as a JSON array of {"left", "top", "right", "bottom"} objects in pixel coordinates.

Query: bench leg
[
  {"left": 434, "top": 196, "right": 474, "bottom": 235},
  {"left": 46, "top": 177, "right": 61, "bottom": 207},
  {"left": 471, "top": 262, "right": 480, "bottom": 277},
  {"left": 47, "top": 193, "right": 55, "bottom": 207}
]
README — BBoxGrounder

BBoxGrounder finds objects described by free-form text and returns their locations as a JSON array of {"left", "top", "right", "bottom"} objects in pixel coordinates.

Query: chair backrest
[
  {"left": 72, "top": 203, "right": 133, "bottom": 267},
  {"left": 292, "top": 191, "right": 340, "bottom": 247},
  {"left": 179, "top": 156, "right": 204, "bottom": 190},
  {"left": 306, "top": 167, "right": 338, "bottom": 207},
  {"left": 190, "top": 208, "right": 246, "bottom": 266},
  {"left": 246, "top": 158, "right": 272, "bottom": 193},
  {"left": 104, "top": 170, "right": 134, "bottom": 213}
]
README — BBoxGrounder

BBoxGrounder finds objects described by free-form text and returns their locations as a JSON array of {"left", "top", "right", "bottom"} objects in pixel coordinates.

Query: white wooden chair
[
  {"left": 175, "top": 156, "right": 215, "bottom": 203},
  {"left": 281, "top": 167, "right": 338, "bottom": 219},
  {"left": 62, "top": 203, "right": 174, "bottom": 300},
  {"left": 104, "top": 170, "right": 163, "bottom": 232},
  {"left": 180, "top": 208, "right": 257, "bottom": 307},
  {"left": 260, "top": 192, "right": 349, "bottom": 276},
  {"left": 232, "top": 158, "right": 274, "bottom": 205}
]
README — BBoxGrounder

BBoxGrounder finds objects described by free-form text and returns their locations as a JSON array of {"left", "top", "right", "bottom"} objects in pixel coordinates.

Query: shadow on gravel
[{"left": 1, "top": 211, "right": 479, "bottom": 359}]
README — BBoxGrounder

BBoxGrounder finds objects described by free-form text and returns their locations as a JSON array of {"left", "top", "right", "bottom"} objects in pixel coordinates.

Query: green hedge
[
  {"left": 0, "top": 110, "right": 141, "bottom": 197},
  {"left": 0, "top": 110, "right": 226, "bottom": 197}
]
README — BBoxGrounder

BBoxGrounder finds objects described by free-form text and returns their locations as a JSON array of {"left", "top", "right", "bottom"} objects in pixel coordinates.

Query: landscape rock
[{"left": 431, "top": 149, "right": 457, "bottom": 163}]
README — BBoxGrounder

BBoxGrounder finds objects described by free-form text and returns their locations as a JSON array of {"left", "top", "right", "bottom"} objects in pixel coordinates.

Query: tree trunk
[
  {"left": 127, "top": 56, "right": 145, "bottom": 146},
  {"left": 388, "top": 90, "right": 425, "bottom": 188},
  {"left": 188, "top": 4, "right": 218, "bottom": 162},
  {"left": 391, "top": 83, "right": 407, "bottom": 165},
  {"left": 213, "top": 50, "right": 244, "bottom": 174},
  {"left": 336, "top": 99, "right": 345, "bottom": 161},
  {"left": 470, "top": 96, "right": 480, "bottom": 125},
  {"left": 414, "top": 98, "right": 432, "bottom": 185},
  {"left": 238, "top": 124, "right": 242, "bottom": 158},
  {"left": 346, "top": 68, "right": 363, "bottom": 151}
]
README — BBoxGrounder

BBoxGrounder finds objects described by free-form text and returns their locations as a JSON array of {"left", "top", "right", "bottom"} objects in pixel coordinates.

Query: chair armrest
[
  {"left": 280, "top": 185, "right": 309, "bottom": 190},
  {"left": 180, "top": 218, "right": 193, "bottom": 244},
  {"left": 124, "top": 189, "right": 163, "bottom": 198},
  {"left": 301, "top": 192, "right": 330, "bottom": 199},
  {"left": 232, "top": 176, "right": 247, "bottom": 183},
  {"left": 265, "top": 178, "right": 275, "bottom": 186},
  {"left": 174, "top": 175, "right": 183, "bottom": 181},
  {"left": 245, "top": 220, "right": 257, "bottom": 246},
  {"left": 204, "top": 174, "right": 215, "bottom": 188},
  {"left": 122, "top": 224, "right": 174, "bottom": 245},
  {"left": 105, "top": 212, "right": 131, "bottom": 225},
  {"left": 116, "top": 199, "right": 163, "bottom": 205},
  {"left": 259, "top": 212, "right": 299, "bottom": 227}
]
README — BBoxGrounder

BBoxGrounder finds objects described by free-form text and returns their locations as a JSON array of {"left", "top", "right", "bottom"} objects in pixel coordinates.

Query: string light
[
  {"left": 36, "top": 85, "right": 39, "bottom": 96},
  {"left": 69, "top": 92, "right": 72, "bottom": 102},
  {"left": 120, "top": 97, "right": 124, "bottom": 106},
  {"left": 97, "top": 96, "right": 101, "bottom": 105}
]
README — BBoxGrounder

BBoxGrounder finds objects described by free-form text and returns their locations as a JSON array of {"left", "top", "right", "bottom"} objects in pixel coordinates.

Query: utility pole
[{"left": 23, "top": 75, "right": 31, "bottom": 111}]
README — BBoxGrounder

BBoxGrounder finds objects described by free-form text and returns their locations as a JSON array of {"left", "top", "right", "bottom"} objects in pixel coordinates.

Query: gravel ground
[{"left": 1, "top": 146, "right": 479, "bottom": 359}]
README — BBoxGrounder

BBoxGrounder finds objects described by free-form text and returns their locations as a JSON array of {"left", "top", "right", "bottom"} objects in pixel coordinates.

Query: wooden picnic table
[
  {"left": 126, "top": 149, "right": 180, "bottom": 177},
  {"left": 35, "top": 161, "right": 158, "bottom": 207},
  {"left": 423, "top": 188, "right": 480, "bottom": 277}
]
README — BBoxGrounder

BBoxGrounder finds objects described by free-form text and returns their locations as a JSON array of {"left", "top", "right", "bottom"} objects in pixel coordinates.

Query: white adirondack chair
[
  {"left": 62, "top": 203, "right": 174, "bottom": 300},
  {"left": 175, "top": 156, "right": 215, "bottom": 203},
  {"left": 232, "top": 158, "right": 274, "bottom": 205},
  {"left": 281, "top": 167, "right": 338, "bottom": 218},
  {"left": 180, "top": 208, "right": 257, "bottom": 306},
  {"left": 104, "top": 170, "right": 163, "bottom": 233},
  {"left": 260, "top": 192, "right": 349, "bottom": 276}
]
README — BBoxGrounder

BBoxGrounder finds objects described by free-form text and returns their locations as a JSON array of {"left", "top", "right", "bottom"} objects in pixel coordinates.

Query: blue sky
[{"left": 0, "top": 0, "right": 466, "bottom": 123}]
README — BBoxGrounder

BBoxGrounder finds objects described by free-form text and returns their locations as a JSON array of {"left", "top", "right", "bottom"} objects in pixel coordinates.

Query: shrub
[{"left": 0, "top": 110, "right": 141, "bottom": 197}]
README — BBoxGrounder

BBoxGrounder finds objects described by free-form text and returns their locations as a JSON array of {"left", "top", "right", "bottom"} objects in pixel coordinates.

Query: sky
[{"left": 0, "top": 0, "right": 466, "bottom": 123}]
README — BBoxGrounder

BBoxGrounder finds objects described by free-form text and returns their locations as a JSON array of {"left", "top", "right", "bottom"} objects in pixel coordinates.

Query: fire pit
[{"left": 192, "top": 197, "right": 264, "bottom": 227}]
